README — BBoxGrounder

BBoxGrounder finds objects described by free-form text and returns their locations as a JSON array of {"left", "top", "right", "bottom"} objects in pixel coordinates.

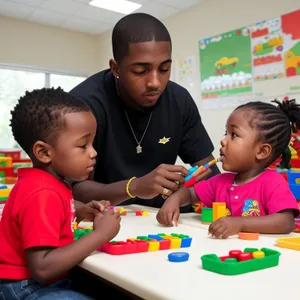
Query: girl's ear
[
  {"left": 256, "top": 143, "right": 272, "bottom": 161},
  {"left": 32, "top": 140, "right": 52, "bottom": 164}
]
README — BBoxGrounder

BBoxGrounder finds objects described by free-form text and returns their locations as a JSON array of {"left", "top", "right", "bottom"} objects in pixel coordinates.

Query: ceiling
[{"left": 0, "top": 0, "right": 204, "bottom": 35}]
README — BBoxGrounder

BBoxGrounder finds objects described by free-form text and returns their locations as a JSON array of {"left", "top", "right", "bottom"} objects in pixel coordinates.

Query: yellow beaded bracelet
[{"left": 126, "top": 176, "right": 136, "bottom": 198}]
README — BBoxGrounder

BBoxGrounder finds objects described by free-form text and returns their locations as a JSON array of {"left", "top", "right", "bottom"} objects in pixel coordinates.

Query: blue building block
[
  {"left": 148, "top": 234, "right": 164, "bottom": 241},
  {"left": 184, "top": 166, "right": 198, "bottom": 182}
]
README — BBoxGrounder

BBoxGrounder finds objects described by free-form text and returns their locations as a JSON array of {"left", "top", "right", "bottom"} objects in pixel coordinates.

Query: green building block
[
  {"left": 74, "top": 229, "right": 92, "bottom": 240},
  {"left": 201, "top": 248, "right": 280, "bottom": 275},
  {"left": 201, "top": 208, "right": 213, "bottom": 223}
]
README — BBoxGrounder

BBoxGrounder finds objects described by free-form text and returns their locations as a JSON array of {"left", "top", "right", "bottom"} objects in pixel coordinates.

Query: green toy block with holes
[{"left": 201, "top": 247, "right": 281, "bottom": 275}]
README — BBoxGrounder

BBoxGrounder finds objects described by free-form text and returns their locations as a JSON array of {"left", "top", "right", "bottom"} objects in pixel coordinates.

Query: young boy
[{"left": 0, "top": 87, "right": 121, "bottom": 299}]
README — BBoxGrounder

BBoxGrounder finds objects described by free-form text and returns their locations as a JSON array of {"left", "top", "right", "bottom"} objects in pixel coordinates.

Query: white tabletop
[{"left": 79, "top": 205, "right": 300, "bottom": 300}]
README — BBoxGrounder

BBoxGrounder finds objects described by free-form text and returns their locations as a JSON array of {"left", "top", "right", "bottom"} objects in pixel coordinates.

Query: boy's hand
[
  {"left": 93, "top": 210, "right": 121, "bottom": 242},
  {"left": 78, "top": 200, "right": 110, "bottom": 222},
  {"left": 208, "top": 216, "right": 243, "bottom": 239},
  {"left": 156, "top": 196, "right": 181, "bottom": 227}
]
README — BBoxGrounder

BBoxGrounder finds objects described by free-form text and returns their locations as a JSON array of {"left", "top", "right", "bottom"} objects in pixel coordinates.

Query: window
[
  {"left": 0, "top": 65, "right": 87, "bottom": 150},
  {"left": 50, "top": 74, "right": 85, "bottom": 92}
]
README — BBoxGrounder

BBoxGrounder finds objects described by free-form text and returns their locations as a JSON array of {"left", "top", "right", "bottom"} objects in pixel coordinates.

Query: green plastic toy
[
  {"left": 201, "top": 247, "right": 281, "bottom": 275},
  {"left": 74, "top": 229, "right": 92, "bottom": 241}
]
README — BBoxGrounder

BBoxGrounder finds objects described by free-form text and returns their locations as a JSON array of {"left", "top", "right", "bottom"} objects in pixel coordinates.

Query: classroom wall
[
  {"left": 0, "top": 16, "right": 97, "bottom": 75},
  {"left": 94, "top": 0, "right": 300, "bottom": 162}
]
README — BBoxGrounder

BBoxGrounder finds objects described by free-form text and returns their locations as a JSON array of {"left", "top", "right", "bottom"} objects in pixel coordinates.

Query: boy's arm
[
  {"left": 19, "top": 190, "right": 116, "bottom": 284},
  {"left": 26, "top": 228, "right": 107, "bottom": 284}
]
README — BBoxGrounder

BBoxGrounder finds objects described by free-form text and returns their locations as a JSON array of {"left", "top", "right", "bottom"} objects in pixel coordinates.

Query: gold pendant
[{"left": 136, "top": 144, "right": 142, "bottom": 154}]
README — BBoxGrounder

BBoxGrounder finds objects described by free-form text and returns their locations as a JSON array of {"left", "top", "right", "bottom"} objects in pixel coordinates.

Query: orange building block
[{"left": 213, "top": 202, "right": 227, "bottom": 221}]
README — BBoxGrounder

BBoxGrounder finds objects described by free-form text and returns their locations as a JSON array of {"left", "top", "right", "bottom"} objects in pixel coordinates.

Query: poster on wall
[
  {"left": 199, "top": 27, "right": 253, "bottom": 101},
  {"left": 175, "top": 56, "right": 196, "bottom": 90},
  {"left": 254, "top": 9, "right": 300, "bottom": 100},
  {"left": 250, "top": 18, "right": 285, "bottom": 81},
  {"left": 282, "top": 9, "right": 300, "bottom": 78},
  {"left": 198, "top": 9, "right": 300, "bottom": 110}
]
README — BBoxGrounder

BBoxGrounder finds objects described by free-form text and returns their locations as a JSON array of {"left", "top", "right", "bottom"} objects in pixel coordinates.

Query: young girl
[{"left": 156, "top": 99, "right": 300, "bottom": 238}]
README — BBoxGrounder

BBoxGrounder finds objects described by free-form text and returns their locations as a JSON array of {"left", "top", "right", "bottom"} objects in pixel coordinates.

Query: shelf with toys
[
  {"left": 0, "top": 148, "right": 32, "bottom": 219},
  {"left": 0, "top": 148, "right": 32, "bottom": 185}
]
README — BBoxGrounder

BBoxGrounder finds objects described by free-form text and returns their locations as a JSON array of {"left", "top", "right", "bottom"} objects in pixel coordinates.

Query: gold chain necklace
[
  {"left": 124, "top": 110, "right": 153, "bottom": 154},
  {"left": 115, "top": 77, "right": 154, "bottom": 154}
]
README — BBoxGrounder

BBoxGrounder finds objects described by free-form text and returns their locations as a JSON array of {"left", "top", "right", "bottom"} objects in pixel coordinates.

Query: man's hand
[
  {"left": 131, "top": 164, "right": 188, "bottom": 199},
  {"left": 208, "top": 216, "right": 244, "bottom": 239},
  {"left": 76, "top": 200, "right": 110, "bottom": 223}
]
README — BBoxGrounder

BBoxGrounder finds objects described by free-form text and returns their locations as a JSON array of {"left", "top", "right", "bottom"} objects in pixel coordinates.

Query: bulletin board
[{"left": 198, "top": 9, "right": 300, "bottom": 110}]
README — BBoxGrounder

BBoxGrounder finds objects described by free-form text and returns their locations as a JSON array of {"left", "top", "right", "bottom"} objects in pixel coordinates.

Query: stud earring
[{"left": 116, "top": 75, "right": 119, "bottom": 79}]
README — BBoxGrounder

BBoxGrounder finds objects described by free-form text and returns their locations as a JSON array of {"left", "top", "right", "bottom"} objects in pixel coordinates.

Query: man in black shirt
[{"left": 70, "top": 13, "right": 219, "bottom": 211}]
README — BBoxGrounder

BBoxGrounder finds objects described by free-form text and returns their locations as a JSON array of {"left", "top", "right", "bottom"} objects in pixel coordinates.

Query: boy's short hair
[{"left": 10, "top": 87, "right": 90, "bottom": 157}]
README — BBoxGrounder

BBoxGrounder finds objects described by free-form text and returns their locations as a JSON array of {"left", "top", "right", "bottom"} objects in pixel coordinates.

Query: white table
[{"left": 79, "top": 205, "right": 300, "bottom": 300}]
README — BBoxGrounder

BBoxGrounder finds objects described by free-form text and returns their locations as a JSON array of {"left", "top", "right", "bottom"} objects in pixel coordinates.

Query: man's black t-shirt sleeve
[{"left": 178, "top": 91, "right": 214, "bottom": 165}]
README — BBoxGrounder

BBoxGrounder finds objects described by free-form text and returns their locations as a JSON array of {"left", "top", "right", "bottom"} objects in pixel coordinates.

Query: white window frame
[{"left": 0, "top": 62, "right": 88, "bottom": 87}]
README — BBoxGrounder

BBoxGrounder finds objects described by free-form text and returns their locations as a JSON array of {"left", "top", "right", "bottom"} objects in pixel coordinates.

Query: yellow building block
[
  {"left": 148, "top": 241, "right": 160, "bottom": 251},
  {"left": 119, "top": 207, "right": 126, "bottom": 214},
  {"left": 0, "top": 157, "right": 12, "bottom": 167},
  {"left": 161, "top": 235, "right": 181, "bottom": 248},
  {"left": 253, "top": 250, "right": 265, "bottom": 258},
  {"left": 213, "top": 202, "right": 227, "bottom": 221},
  {"left": 141, "top": 211, "right": 149, "bottom": 216},
  {"left": 0, "top": 188, "right": 11, "bottom": 199}
]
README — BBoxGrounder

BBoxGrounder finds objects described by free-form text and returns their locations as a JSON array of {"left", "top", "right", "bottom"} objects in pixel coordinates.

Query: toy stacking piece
[
  {"left": 107, "top": 206, "right": 149, "bottom": 216},
  {"left": 201, "top": 202, "right": 227, "bottom": 224},
  {"left": 98, "top": 233, "right": 192, "bottom": 255},
  {"left": 168, "top": 252, "right": 189, "bottom": 263},
  {"left": 238, "top": 232, "right": 259, "bottom": 240},
  {"left": 183, "top": 158, "right": 220, "bottom": 188},
  {"left": 201, "top": 247, "right": 280, "bottom": 275},
  {"left": 276, "top": 236, "right": 300, "bottom": 250},
  {"left": 0, "top": 185, "right": 11, "bottom": 220}
]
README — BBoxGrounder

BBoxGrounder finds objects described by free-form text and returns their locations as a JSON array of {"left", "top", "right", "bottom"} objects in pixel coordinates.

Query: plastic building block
[
  {"left": 135, "top": 210, "right": 149, "bottom": 216},
  {"left": 74, "top": 229, "right": 92, "bottom": 240},
  {"left": 160, "top": 235, "right": 181, "bottom": 249},
  {"left": 201, "top": 248, "right": 280, "bottom": 275},
  {"left": 229, "top": 250, "right": 242, "bottom": 258},
  {"left": 97, "top": 233, "right": 192, "bottom": 255},
  {"left": 276, "top": 236, "right": 300, "bottom": 250},
  {"left": 238, "top": 232, "right": 259, "bottom": 240},
  {"left": 237, "top": 252, "right": 253, "bottom": 261},
  {"left": 201, "top": 208, "right": 213, "bottom": 224},
  {"left": 148, "top": 240, "right": 160, "bottom": 251},
  {"left": 225, "top": 258, "right": 237, "bottom": 263},
  {"left": 168, "top": 252, "right": 189, "bottom": 262},
  {"left": 253, "top": 251, "right": 265, "bottom": 258},
  {"left": 213, "top": 202, "right": 226, "bottom": 221},
  {"left": 184, "top": 166, "right": 199, "bottom": 182},
  {"left": 148, "top": 234, "right": 164, "bottom": 241},
  {"left": 183, "top": 158, "right": 220, "bottom": 187},
  {"left": 0, "top": 187, "right": 11, "bottom": 199},
  {"left": 158, "top": 239, "right": 171, "bottom": 250},
  {"left": 170, "top": 233, "right": 192, "bottom": 248}
]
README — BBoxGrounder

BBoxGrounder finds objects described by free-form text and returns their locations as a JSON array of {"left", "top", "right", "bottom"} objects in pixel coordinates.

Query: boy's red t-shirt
[{"left": 0, "top": 168, "right": 76, "bottom": 280}]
